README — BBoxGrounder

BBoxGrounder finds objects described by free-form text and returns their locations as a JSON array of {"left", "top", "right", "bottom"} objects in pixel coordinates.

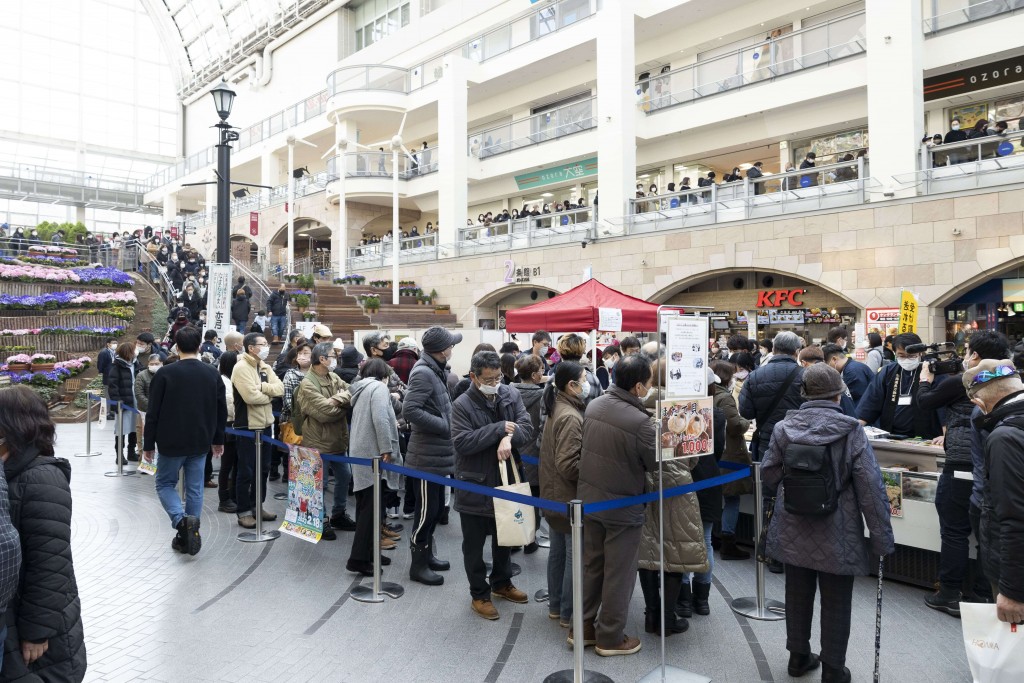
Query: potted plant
[
  {"left": 430, "top": 289, "right": 438, "bottom": 303},
  {"left": 3, "top": 353, "right": 32, "bottom": 373},
  {"left": 299, "top": 274, "right": 315, "bottom": 289},
  {"left": 302, "top": 310, "right": 317, "bottom": 321},
  {"left": 30, "top": 353, "right": 57, "bottom": 371},
  {"left": 364, "top": 295, "right": 380, "bottom": 314},
  {"left": 293, "top": 293, "right": 311, "bottom": 313},
  {"left": 434, "top": 303, "right": 451, "bottom": 315},
  {"left": 283, "top": 273, "right": 299, "bottom": 283},
  {"left": 353, "top": 274, "right": 365, "bottom": 285}
]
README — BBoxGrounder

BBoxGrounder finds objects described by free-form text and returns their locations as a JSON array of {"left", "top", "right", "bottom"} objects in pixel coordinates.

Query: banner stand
[
  {"left": 544, "top": 500, "right": 613, "bottom": 683},
  {"left": 352, "top": 456, "right": 404, "bottom": 603},
  {"left": 639, "top": 305, "right": 712, "bottom": 683},
  {"left": 104, "top": 402, "right": 136, "bottom": 477},
  {"left": 74, "top": 393, "right": 102, "bottom": 457},
  {"left": 729, "top": 463, "right": 785, "bottom": 621},
  {"left": 239, "top": 434, "right": 281, "bottom": 543}
]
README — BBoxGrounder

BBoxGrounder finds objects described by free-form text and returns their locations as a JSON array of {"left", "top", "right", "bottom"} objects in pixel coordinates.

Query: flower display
[
  {"left": 0, "top": 290, "right": 136, "bottom": 311},
  {"left": 0, "top": 263, "right": 81, "bottom": 284},
  {"left": 28, "top": 245, "right": 79, "bottom": 257},
  {"left": 0, "top": 262, "right": 133, "bottom": 287},
  {"left": 71, "top": 266, "right": 134, "bottom": 287},
  {"left": 30, "top": 353, "right": 56, "bottom": 362},
  {"left": 0, "top": 325, "right": 127, "bottom": 337},
  {"left": 6, "top": 369, "right": 72, "bottom": 387},
  {"left": 54, "top": 356, "right": 91, "bottom": 375},
  {"left": 3, "top": 354, "right": 32, "bottom": 365}
]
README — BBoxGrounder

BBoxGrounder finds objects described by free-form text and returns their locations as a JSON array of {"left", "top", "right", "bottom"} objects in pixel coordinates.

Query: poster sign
[
  {"left": 854, "top": 322, "right": 867, "bottom": 361},
  {"left": 665, "top": 316, "right": 709, "bottom": 398},
  {"left": 514, "top": 156, "right": 598, "bottom": 190},
  {"left": 659, "top": 398, "right": 714, "bottom": 460},
  {"left": 249, "top": 212, "right": 259, "bottom": 236},
  {"left": 745, "top": 310, "right": 757, "bottom": 341},
  {"left": 866, "top": 308, "right": 900, "bottom": 334},
  {"left": 882, "top": 470, "right": 904, "bottom": 518},
  {"left": 769, "top": 309, "right": 805, "bottom": 325},
  {"left": 598, "top": 307, "right": 623, "bottom": 332},
  {"left": 206, "top": 263, "right": 233, "bottom": 346},
  {"left": 295, "top": 321, "right": 316, "bottom": 340},
  {"left": 281, "top": 445, "right": 325, "bottom": 543},
  {"left": 899, "top": 290, "right": 918, "bottom": 334}
]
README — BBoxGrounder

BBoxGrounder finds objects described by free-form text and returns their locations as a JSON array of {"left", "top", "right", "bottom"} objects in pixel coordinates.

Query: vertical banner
[
  {"left": 854, "top": 322, "right": 867, "bottom": 361},
  {"left": 206, "top": 263, "right": 234, "bottom": 344},
  {"left": 662, "top": 314, "right": 713, "bottom": 459},
  {"left": 898, "top": 290, "right": 918, "bottom": 334},
  {"left": 746, "top": 309, "right": 757, "bottom": 342},
  {"left": 249, "top": 212, "right": 259, "bottom": 236},
  {"left": 281, "top": 445, "right": 324, "bottom": 543}
]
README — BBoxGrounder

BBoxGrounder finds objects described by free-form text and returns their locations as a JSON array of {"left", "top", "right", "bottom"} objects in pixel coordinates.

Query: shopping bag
[
  {"left": 961, "top": 602, "right": 1024, "bottom": 683},
  {"left": 493, "top": 460, "right": 536, "bottom": 547},
  {"left": 279, "top": 421, "right": 303, "bottom": 446}
]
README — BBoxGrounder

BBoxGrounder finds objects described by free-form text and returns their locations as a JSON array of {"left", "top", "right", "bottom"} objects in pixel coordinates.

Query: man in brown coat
[{"left": 574, "top": 355, "right": 657, "bottom": 656}]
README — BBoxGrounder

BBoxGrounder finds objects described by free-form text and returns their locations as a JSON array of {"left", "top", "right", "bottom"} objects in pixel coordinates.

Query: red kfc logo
[{"left": 755, "top": 289, "right": 805, "bottom": 307}]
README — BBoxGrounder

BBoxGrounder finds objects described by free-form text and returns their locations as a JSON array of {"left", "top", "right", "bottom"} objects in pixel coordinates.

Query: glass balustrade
[
  {"left": 468, "top": 97, "right": 596, "bottom": 159},
  {"left": 924, "top": 0, "right": 1024, "bottom": 33}
]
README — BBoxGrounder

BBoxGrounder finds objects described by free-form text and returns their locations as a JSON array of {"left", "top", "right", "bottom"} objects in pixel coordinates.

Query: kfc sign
[{"left": 756, "top": 289, "right": 805, "bottom": 307}]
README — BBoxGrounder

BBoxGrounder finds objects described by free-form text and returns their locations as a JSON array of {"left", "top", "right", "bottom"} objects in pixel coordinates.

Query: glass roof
[{"left": 157, "top": 0, "right": 331, "bottom": 97}]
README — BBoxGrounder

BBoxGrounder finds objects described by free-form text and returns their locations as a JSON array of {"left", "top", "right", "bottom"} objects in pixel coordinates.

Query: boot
[
  {"left": 924, "top": 585, "right": 962, "bottom": 617},
  {"left": 127, "top": 432, "right": 138, "bottom": 462},
  {"left": 692, "top": 581, "right": 711, "bottom": 616},
  {"left": 676, "top": 580, "right": 693, "bottom": 618},
  {"left": 438, "top": 505, "right": 450, "bottom": 525},
  {"left": 427, "top": 536, "right": 450, "bottom": 571},
  {"left": 409, "top": 542, "right": 443, "bottom": 586},
  {"left": 114, "top": 438, "right": 127, "bottom": 466},
  {"left": 821, "top": 662, "right": 851, "bottom": 683},
  {"left": 788, "top": 652, "right": 820, "bottom": 677},
  {"left": 720, "top": 533, "right": 750, "bottom": 560}
]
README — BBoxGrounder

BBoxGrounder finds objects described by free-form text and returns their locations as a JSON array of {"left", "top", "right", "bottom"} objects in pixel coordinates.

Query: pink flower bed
[{"left": 0, "top": 263, "right": 81, "bottom": 283}]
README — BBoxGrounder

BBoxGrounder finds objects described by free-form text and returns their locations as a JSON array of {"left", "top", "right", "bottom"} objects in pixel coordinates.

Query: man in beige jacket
[{"left": 231, "top": 332, "right": 284, "bottom": 529}]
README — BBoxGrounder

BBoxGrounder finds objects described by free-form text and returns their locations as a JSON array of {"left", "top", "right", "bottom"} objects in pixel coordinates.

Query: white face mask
[
  {"left": 577, "top": 380, "right": 590, "bottom": 399},
  {"left": 478, "top": 382, "right": 499, "bottom": 396},
  {"left": 952, "top": 123, "right": 960, "bottom": 131},
  {"left": 539, "top": 345, "right": 550, "bottom": 357},
  {"left": 606, "top": 358, "right": 616, "bottom": 370},
  {"left": 257, "top": 347, "right": 270, "bottom": 361},
  {"left": 148, "top": 365, "right": 161, "bottom": 373},
  {"left": 328, "top": 359, "right": 337, "bottom": 371},
  {"left": 898, "top": 357, "right": 921, "bottom": 372},
  {"left": 735, "top": 369, "right": 749, "bottom": 380},
  {"left": 108, "top": 343, "right": 117, "bottom": 351},
  {"left": 638, "top": 385, "right": 655, "bottom": 401}
]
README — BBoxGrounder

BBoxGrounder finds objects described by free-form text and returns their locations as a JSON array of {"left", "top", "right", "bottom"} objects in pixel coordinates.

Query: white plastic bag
[
  {"left": 493, "top": 460, "right": 536, "bottom": 547},
  {"left": 962, "top": 602, "right": 1024, "bottom": 683}
]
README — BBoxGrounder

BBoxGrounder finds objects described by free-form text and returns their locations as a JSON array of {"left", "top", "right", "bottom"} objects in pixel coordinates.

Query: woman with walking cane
[{"left": 760, "top": 364, "right": 895, "bottom": 682}]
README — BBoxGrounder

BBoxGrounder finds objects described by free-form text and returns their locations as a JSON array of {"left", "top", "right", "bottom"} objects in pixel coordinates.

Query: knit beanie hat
[{"left": 800, "top": 363, "right": 846, "bottom": 401}]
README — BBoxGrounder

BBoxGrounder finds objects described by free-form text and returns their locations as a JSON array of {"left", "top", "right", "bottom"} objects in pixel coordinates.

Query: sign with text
[
  {"left": 899, "top": 290, "right": 919, "bottom": 334},
  {"left": 659, "top": 398, "right": 715, "bottom": 460},
  {"left": 249, "top": 212, "right": 259, "bottom": 236},
  {"left": 598, "top": 307, "right": 622, "bottom": 332},
  {"left": 756, "top": 289, "right": 806, "bottom": 307},
  {"left": 514, "top": 156, "right": 598, "bottom": 190},
  {"left": 866, "top": 307, "right": 900, "bottom": 335},
  {"left": 665, "top": 316, "right": 708, "bottom": 399},
  {"left": 206, "top": 263, "right": 233, "bottom": 346},
  {"left": 281, "top": 445, "right": 324, "bottom": 543},
  {"left": 925, "top": 54, "right": 1024, "bottom": 101}
]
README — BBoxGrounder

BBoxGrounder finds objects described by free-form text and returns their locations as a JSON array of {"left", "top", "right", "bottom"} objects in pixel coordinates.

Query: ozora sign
[{"left": 756, "top": 289, "right": 806, "bottom": 307}]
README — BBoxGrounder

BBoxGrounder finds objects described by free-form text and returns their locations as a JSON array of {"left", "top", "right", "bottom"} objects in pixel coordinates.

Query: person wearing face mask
[
  {"left": 710, "top": 360, "right": 753, "bottom": 561},
  {"left": 265, "top": 286, "right": 289, "bottom": 343},
  {"left": 134, "top": 354, "right": 163, "bottom": 416},
  {"left": 856, "top": 332, "right": 943, "bottom": 440},
  {"left": 522, "top": 330, "right": 552, "bottom": 375},
  {"left": 450, "top": 351, "right": 533, "bottom": 620},
  {"left": 511, "top": 355, "right": 546, "bottom": 554},
  {"left": 596, "top": 345, "right": 621, "bottom": 390},
  {"left": 107, "top": 341, "right": 140, "bottom": 464},
  {"left": 575, "top": 354, "right": 658, "bottom": 656},
  {"left": 295, "top": 343, "right": 354, "bottom": 538},
  {"left": 403, "top": 326, "right": 463, "bottom": 586},
  {"left": 230, "top": 333, "right": 284, "bottom": 530},
  {"left": 825, "top": 327, "right": 849, "bottom": 355},
  {"left": 963, "top": 359, "right": 1024, "bottom": 629},
  {"left": 135, "top": 333, "right": 167, "bottom": 367},
  {"left": 822, "top": 344, "right": 874, "bottom": 405},
  {"left": 553, "top": 334, "right": 602, "bottom": 407},
  {"left": 98, "top": 337, "right": 119, "bottom": 420}
]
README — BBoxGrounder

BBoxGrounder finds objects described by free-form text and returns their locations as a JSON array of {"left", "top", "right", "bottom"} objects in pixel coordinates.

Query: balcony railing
[
  {"left": 327, "top": 0, "right": 596, "bottom": 97},
  {"left": 469, "top": 97, "right": 596, "bottom": 159},
  {"left": 348, "top": 234, "right": 441, "bottom": 270},
  {"left": 326, "top": 146, "right": 439, "bottom": 181},
  {"left": 895, "top": 129, "right": 1024, "bottom": 193},
  {"left": 457, "top": 207, "right": 595, "bottom": 255},
  {"left": 924, "top": 0, "right": 1024, "bottom": 34},
  {"left": 639, "top": 10, "right": 865, "bottom": 112}
]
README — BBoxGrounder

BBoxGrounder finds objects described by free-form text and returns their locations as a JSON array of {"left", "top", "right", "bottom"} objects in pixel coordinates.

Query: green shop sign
[{"left": 515, "top": 157, "right": 597, "bottom": 190}]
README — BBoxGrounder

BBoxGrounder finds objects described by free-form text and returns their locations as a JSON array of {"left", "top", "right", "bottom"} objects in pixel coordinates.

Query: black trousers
[
  {"left": 460, "top": 512, "right": 512, "bottom": 600},
  {"left": 936, "top": 470, "right": 974, "bottom": 590},
  {"left": 349, "top": 486, "right": 376, "bottom": 564},
  {"left": 235, "top": 427, "right": 272, "bottom": 517},
  {"left": 785, "top": 564, "right": 855, "bottom": 670},
  {"left": 411, "top": 478, "right": 444, "bottom": 545},
  {"left": 218, "top": 438, "right": 238, "bottom": 503},
  {"left": 968, "top": 503, "right": 994, "bottom": 600}
]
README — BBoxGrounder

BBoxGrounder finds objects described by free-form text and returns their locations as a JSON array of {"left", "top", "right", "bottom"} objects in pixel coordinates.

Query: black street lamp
[{"left": 210, "top": 80, "right": 238, "bottom": 263}]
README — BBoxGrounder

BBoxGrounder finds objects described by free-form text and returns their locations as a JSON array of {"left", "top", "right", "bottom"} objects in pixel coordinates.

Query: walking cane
[{"left": 874, "top": 555, "right": 884, "bottom": 683}]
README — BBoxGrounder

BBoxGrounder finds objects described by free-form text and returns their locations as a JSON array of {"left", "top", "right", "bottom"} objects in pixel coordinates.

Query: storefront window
[{"left": 791, "top": 128, "right": 869, "bottom": 166}]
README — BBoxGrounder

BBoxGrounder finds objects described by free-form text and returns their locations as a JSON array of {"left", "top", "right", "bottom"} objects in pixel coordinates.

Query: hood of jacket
[
  {"left": 980, "top": 390, "right": 1024, "bottom": 431},
  {"left": 776, "top": 400, "right": 859, "bottom": 445},
  {"left": 349, "top": 375, "right": 382, "bottom": 405},
  {"left": 4, "top": 444, "right": 71, "bottom": 483},
  {"left": 512, "top": 382, "right": 544, "bottom": 410}
]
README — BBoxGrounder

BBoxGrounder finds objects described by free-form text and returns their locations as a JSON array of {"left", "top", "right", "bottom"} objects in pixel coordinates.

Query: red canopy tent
[{"left": 504, "top": 279, "right": 663, "bottom": 333}]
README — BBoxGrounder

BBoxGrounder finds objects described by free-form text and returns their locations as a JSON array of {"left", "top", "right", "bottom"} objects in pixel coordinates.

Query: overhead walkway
[{"left": 0, "top": 164, "right": 160, "bottom": 214}]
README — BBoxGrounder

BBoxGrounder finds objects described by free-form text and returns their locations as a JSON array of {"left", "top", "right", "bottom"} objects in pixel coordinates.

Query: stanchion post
[
  {"left": 105, "top": 401, "right": 136, "bottom": 477},
  {"left": 729, "top": 461, "right": 785, "bottom": 621},
  {"left": 544, "top": 500, "right": 612, "bottom": 683},
  {"left": 353, "top": 455, "right": 404, "bottom": 602},
  {"left": 74, "top": 393, "right": 101, "bottom": 458},
  {"left": 239, "top": 432, "right": 280, "bottom": 543}
]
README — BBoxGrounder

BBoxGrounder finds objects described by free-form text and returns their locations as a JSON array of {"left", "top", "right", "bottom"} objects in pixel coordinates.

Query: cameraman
[
  {"left": 916, "top": 341, "right": 983, "bottom": 616},
  {"left": 856, "top": 332, "right": 943, "bottom": 440}
]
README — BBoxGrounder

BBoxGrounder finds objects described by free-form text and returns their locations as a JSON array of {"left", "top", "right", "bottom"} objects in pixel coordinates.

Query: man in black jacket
[
  {"left": 403, "top": 326, "right": 462, "bottom": 586},
  {"left": 739, "top": 331, "right": 805, "bottom": 461},
  {"left": 964, "top": 360, "right": 1024, "bottom": 625},
  {"left": 97, "top": 338, "right": 117, "bottom": 419},
  {"left": 143, "top": 326, "right": 227, "bottom": 556},
  {"left": 799, "top": 152, "right": 817, "bottom": 186},
  {"left": 857, "top": 333, "right": 944, "bottom": 440},
  {"left": 266, "top": 286, "right": 290, "bottom": 344},
  {"left": 451, "top": 351, "right": 533, "bottom": 620}
]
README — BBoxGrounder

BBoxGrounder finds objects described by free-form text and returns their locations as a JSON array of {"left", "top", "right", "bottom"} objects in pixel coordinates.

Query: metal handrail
[
  {"left": 469, "top": 97, "right": 597, "bottom": 159},
  {"left": 924, "top": 0, "right": 1022, "bottom": 33}
]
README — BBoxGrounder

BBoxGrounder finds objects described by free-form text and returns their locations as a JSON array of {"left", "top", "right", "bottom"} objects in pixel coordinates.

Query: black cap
[
  {"left": 421, "top": 326, "right": 462, "bottom": 353},
  {"left": 341, "top": 346, "right": 364, "bottom": 367},
  {"left": 137, "top": 332, "right": 155, "bottom": 344}
]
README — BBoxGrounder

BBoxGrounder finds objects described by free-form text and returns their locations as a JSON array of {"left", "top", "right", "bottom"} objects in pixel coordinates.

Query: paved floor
[{"left": 55, "top": 421, "right": 970, "bottom": 682}]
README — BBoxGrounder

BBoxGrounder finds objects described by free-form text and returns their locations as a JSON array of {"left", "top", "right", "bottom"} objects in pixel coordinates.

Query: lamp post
[{"left": 210, "top": 80, "right": 238, "bottom": 264}]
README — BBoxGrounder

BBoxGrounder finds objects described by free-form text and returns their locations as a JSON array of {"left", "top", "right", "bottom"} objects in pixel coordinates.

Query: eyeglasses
[
  {"left": 968, "top": 365, "right": 1017, "bottom": 393},
  {"left": 477, "top": 376, "right": 501, "bottom": 386}
]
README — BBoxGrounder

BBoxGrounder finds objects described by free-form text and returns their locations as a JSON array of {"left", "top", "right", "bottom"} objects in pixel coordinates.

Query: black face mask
[{"left": 382, "top": 346, "right": 396, "bottom": 362}]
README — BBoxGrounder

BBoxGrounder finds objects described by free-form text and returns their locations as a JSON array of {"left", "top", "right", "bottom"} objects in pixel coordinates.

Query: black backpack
[{"left": 782, "top": 442, "right": 842, "bottom": 516}]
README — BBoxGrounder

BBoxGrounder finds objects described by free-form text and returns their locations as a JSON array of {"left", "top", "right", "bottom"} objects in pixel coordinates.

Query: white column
[
  {"left": 260, "top": 151, "right": 276, "bottom": 204},
  {"left": 596, "top": 1, "right": 636, "bottom": 223},
  {"left": 333, "top": 118, "right": 357, "bottom": 276},
  {"left": 163, "top": 193, "right": 178, "bottom": 232},
  {"left": 437, "top": 55, "right": 469, "bottom": 251},
  {"left": 866, "top": 0, "right": 923, "bottom": 199}
]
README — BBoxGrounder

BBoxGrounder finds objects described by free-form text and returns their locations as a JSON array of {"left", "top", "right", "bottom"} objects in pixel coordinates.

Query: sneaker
[
  {"left": 346, "top": 559, "right": 374, "bottom": 576},
  {"left": 387, "top": 507, "right": 400, "bottom": 519},
  {"left": 595, "top": 635, "right": 642, "bottom": 657},
  {"left": 567, "top": 622, "right": 597, "bottom": 647},
  {"left": 238, "top": 515, "right": 256, "bottom": 529},
  {"left": 492, "top": 584, "right": 528, "bottom": 604},
  {"left": 218, "top": 500, "right": 238, "bottom": 513},
  {"left": 402, "top": 511, "right": 415, "bottom": 519},
  {"left": 330, "top": 513, "right": 357, "bottom": 531},
  {"left": 385, "top": 521, "right": 404, "bottom": 533},
  {"left": 261, "top": 509, "right": 277, "bottom": 522},
  {"left": 182, "top": 515, "right": 201, "bottom": 556},
  {"left": 321, "top": 523, "right": 337, "bottom": 541},
  {"left": 925, "top": 589, "right": 962, "bottom": 617},
  {"left": 472, "top": 598, "right": 500, "bottom": 620},
  {"left": 548, "top": 611, "right": 560, "bottom": 620}
]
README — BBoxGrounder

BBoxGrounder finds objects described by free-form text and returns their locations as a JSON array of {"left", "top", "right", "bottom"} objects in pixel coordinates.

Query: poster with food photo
[
  {"left": 881, "top": 470, "right": 904, "bottom": 518},
  {"left": 659, "top": 398, "right": 715, "bottom": 460}
]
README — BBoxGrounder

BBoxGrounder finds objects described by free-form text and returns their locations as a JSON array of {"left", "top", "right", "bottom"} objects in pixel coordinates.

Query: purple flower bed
[
  {"left": 0, "top": 290, "right": 135, "bottom": 310},
  {"left": 71, "top": 266, "right": 133, "bottom": 287},
  {"left": 4, "top": 368, "right": 72, "bottom": 387}
]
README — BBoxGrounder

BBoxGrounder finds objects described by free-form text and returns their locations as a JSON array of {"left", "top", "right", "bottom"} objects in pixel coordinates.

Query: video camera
[{"left": 905, "top": 342, "right": 962, "bottom": 375}]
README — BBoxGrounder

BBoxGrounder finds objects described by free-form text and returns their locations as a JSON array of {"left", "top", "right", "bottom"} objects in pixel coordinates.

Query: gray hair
[
  {"left": 640, "top": 341, "right": 662, "bottom": 362},
  {"left": 362, "top": 331, "right": 384, "bottom": 357},
  {"left": 311, "top": 342, "right": 334, "bottom": 367},
  {"left": 470, "top": 350, "right": 501, "bottom": 376},
  {"left": 773, "top": 331, "right": 802, "bottom": 356}
]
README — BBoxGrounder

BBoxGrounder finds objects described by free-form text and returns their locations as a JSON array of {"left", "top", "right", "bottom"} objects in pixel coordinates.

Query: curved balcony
[
  {"left": 325, "top": 65, "right": 411, "bottom": 117},
  {"left": 325, "top": 149, "right": 439, "bottom": 201}
]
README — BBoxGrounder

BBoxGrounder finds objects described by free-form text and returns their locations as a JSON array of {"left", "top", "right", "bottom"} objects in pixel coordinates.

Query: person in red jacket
[{"left": 388, "top": 337, "right": 420, "bottom": 384}]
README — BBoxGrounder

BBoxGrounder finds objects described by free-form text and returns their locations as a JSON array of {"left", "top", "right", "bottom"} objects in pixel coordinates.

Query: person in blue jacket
[
  {"left": 855, "top": 333, "right": 943, "bottom": 439},
  {"left": 822, "top": 344, "right": 875, "bottom": 404}
]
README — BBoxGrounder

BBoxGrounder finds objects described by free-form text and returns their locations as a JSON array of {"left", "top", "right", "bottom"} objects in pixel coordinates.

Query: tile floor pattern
[{"left": 53, "top": 422, "right": 971, "bottom": 682}]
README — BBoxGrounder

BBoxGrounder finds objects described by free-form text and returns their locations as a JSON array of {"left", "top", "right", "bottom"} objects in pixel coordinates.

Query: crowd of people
[{"left": 925, "top": 117, "right": 1022, "bottom": 165}]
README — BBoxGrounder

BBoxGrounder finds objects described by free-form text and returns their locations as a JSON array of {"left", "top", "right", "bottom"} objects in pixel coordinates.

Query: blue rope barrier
[
  {"left": 581, "top": 465, "right": 751, "bottom": 514},
  {"left": 93, "top": 397, "right": 141, "bottom": 415},
  {"left": 521, "top": 454, "right": 540, "bottom": 466}
]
